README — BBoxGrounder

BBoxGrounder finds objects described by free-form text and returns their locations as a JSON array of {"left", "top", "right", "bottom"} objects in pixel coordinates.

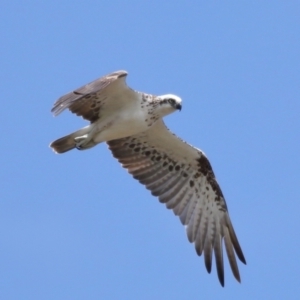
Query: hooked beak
[{"left": 176, "top": 103, "right": 182, "bottom": 111}]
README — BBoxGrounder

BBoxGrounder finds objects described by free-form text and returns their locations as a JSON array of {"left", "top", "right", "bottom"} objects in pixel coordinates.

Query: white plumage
[{"left": 50, "top": 70, "right": 246, "bottom": 286}]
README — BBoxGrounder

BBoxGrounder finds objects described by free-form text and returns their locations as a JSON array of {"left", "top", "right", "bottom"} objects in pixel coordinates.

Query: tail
[{"left": 50, "top": 127, "right": 90, "bottom": 154}]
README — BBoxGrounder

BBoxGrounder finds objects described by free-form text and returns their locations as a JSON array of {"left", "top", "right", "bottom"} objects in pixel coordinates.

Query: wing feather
[
  {"left": 195, "top": 214, "right": 208, "bottom": 256},
  {"left": 151, "top": 173, "right": 183, "bottom": 196},
  {"left": 107, "top": 120, "right": 246, "bottom": 286},
  {"left": 164, "top": 184, "right": 191, "bottom": 209},
  {"left": 186, "top": 198, "right": 202, "bottom": 242},
  {"left": 214, "top": 233, "right": 225, "bottom": 286},
  {"left": 204, "top": 228, "right": 214, "bottom": 273},
  {"left": 224, "top": 227, "right": 240, "bottom": 282},
  {"left": 51, "top": 70, "right": 137, "bottom": 123},
  {"left": 179, "top": 195, "right": 197, "bottom": 225}
]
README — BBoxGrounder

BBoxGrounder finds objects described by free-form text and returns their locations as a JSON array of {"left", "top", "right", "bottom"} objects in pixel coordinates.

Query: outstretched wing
[
  {"left": 107, "top": 120, "right": 246, "bottom": 286},
  {"left": 51, "top": 70, "right": 137, "bottom": 123}
]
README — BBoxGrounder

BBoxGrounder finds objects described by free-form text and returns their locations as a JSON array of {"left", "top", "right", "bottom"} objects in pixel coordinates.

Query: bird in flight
[{"left": 50, "top": 70, "right": 246, "bottom": 286}]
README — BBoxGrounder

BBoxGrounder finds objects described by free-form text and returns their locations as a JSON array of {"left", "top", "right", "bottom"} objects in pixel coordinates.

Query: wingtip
[
  {"left": 112, "top": 70, "right": 128, "bottom": 78},
  {"left": 216, "top": 267, "right": 225, "bottom": 287},
  {"left": 51, "top": 103, "right": 66, "bottom": 117},
  {"left": 241, "top": 256, "right": 247, "bottom": 265}
]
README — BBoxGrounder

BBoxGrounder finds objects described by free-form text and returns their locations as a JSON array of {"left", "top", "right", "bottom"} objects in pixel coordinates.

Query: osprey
[{"left": 50, "top": 70, "right": 246, "bottom": 286}]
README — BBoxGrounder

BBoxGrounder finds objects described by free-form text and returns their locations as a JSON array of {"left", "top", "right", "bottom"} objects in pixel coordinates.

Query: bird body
[
  {"left": 50, "top": 70, "right": 246, "bottom": 286},
  {"left": 51, "top": 71, "right": 181, "bottom": 153}
]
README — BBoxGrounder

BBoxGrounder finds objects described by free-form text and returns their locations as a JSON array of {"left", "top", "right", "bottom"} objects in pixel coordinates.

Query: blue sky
[{"left": 1, "top": 1, "right": 299, "bottom": 299}]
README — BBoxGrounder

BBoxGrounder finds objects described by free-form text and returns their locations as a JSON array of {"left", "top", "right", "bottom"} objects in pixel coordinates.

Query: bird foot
[{"left": 74, "top": 134, "right": 88, "bottom": 150}]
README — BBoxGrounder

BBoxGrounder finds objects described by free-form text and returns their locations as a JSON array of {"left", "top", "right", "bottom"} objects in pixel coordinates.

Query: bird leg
[
  {"left": 74, "top": 134, "right": 98, "bottom": 150},
  {"left": 74, "top": 134, "right": 89, "bottom": 150}
]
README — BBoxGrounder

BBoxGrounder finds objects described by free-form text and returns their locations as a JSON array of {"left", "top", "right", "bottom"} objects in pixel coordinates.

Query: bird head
[{"left": 156, "top": 94, "right": 182, "bottom": 117}]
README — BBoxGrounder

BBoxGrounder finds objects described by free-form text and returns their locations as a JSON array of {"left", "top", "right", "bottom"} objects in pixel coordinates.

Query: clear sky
[{"left": 1, "top": 1, "right": 299, "bottom": 299}]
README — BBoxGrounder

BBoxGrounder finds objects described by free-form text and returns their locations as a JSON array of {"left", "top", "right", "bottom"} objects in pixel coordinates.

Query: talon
[{"left": 74, "top": 134, "right": 88, "bottom": 150}]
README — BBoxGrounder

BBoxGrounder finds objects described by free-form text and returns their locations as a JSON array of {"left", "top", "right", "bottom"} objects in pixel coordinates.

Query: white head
[{"left": 156, "top": 94, "right": 182, "bottom": 117}]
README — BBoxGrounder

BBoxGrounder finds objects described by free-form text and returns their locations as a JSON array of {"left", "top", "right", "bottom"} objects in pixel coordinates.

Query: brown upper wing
[
  {"left": 51, "top": 70, "right": 135, "bottom": 123},
  {"left": 107, "top": 120, "right": 246, "bottom": 286}
]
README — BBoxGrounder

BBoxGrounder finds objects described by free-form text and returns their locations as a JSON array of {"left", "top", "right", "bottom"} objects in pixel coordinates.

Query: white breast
[{"left": 92, "top": 104, "right": 150, "bottom": 143}]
